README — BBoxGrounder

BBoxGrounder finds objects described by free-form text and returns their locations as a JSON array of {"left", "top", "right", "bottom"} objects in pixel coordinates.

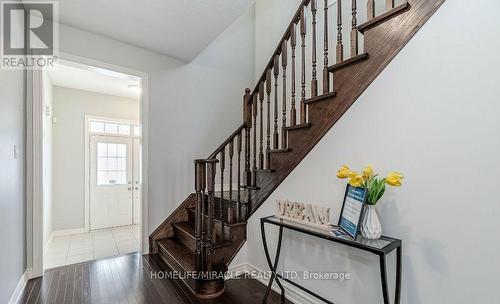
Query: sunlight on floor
[{"left": 44, "top": 225, "right": 140, "bottom": 269}]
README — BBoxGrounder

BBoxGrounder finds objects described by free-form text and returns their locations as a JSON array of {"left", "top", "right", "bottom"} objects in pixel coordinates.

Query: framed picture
[{"left": 338, "top": 184, "right": 368, "bottom": 239}]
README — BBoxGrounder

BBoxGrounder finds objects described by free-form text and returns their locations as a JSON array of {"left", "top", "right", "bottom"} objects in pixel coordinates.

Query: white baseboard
[
  {"left": 8, "top": 268, "right": 31, "bottom": 304},
  {"left": 51, "top": 227, "right": 86, "bottom": 237},
  {"left": 228, "top": 263, "right": 319, "bottom": 304}
]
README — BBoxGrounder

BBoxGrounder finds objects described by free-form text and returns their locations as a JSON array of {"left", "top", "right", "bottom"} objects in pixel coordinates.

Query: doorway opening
[{"left": 41, "top": 58, "right": 145, "bottom": 270}]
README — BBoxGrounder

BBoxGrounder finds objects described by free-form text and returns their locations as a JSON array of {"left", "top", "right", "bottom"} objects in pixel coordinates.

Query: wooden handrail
[
  {"left": 251, "top": 0, "right": 312, "bottom": 96},
  {"left": 207, "top": 123, "right": 246, "bottom": 159}
]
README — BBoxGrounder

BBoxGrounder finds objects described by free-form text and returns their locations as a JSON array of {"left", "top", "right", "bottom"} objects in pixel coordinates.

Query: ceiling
[
  {"left": 48, "top": 60, "right": 141, "bottom": 99},
  {"left": 56, "top": 0, "right": 255, "bottom": 62}
]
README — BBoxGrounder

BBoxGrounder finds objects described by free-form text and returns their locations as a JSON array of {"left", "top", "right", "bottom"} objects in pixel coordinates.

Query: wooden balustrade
[
  {"left": 194, "top": 159, "right": 218, "bottom": 271},
  {"left": 243, "top": 89, "right": 252, "bottom": 186},
  {"left": 252, "top": 94, "right": 258, "bottom": 185},
  {"left": 311, "top": 0, "right": 318, "bottom": 98},
  {"left": 281, "top": 41, "right": 288, "bottom": 149},
  {"left": 191, "top": 0, "right": 419, "bottom": 279},
  {"left": 291, "top": 23, "right": 297, "bottom": 126},
  {"left": 273, "top": 55, "right": 280, "bottom": 149},
  {"left": 337, "top": 0, "right": 344, "bottom": 63},
  {"left": 259, "top": 83, "right": 265, "bottom": 169},
  {"left": 351, "top": 0, "right": 359, "bottom": 57},
  {"left": 300, "top": 7, "right": 307, "bottom": 124},
  {"left": 266, "top": 69, "right": 272, "bottom": 167},
  {"left": 219, "top": 147, "right": 225, "bottom": 218},
  {"left": 189, "top": 0, "right": 416, "bottom": 278},
  {"left": 236, "top": 131, "right": 242, "bottom": 218},
  {"left": 323, "top": 0, "right": 329, "bottom": 94}
]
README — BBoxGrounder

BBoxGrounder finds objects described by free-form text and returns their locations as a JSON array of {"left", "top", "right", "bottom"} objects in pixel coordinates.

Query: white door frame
[
  {"left": 27, "top": 51, "right": 150, "bottom": 278},
  {"left": 85, "top": 116, "right": 140, "bottom": 231}
]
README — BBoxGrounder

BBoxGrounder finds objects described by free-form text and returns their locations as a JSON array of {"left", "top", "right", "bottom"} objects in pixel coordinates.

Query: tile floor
[{"left": 44, "top": 225, "right": 141, "bottom": 269}]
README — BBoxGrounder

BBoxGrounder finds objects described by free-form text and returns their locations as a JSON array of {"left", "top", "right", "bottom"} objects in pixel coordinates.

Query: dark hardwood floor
[{"left": 17, "top": 253, "right": 288, "bottom": 304}]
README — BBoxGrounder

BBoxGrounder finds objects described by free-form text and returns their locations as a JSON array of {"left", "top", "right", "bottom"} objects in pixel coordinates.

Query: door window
[{"left": 96, "top": 142, "right": 127, "bottom": 185}]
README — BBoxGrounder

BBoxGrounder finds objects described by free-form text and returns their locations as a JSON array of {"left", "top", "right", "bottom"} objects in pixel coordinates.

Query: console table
[{"left": 260, "top": 216, "right": 402, "bottom": 304}]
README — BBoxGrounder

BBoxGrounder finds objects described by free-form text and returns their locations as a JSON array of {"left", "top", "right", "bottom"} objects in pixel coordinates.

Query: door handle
[{"left": 128, "top": 187, "right": 132, "bottom": 191}]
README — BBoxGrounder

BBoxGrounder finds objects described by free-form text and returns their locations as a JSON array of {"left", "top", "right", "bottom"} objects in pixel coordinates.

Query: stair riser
[{"left": 173, "top": 225, "right": 196, "bottom": 252}]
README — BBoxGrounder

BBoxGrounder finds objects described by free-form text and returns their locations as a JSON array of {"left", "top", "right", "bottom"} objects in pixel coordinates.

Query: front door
[{"left": 90, "top": 135, "right": 133, "bottom": 230}]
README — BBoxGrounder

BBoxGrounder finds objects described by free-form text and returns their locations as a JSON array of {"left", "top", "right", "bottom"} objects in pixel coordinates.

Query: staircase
[{"left": 149, "top": 0, "right": 445, "bottom": 299}]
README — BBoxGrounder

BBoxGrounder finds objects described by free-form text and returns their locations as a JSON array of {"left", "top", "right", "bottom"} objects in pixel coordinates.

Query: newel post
[
  {"left": 194, "top": 159, "right": 207, "bottom": 271},
  {"left": 243, "top": 88, "right": 252, "bottom": 186}
]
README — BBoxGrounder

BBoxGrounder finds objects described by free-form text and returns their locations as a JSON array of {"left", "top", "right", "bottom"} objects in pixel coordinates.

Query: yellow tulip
[
  {"left": 349, "top": 175, "right": 364, "bottom": 187},
  {"left": 362, "top": 165, "right": 374, "bottom": 180},
  {"left": 386, "top": 172, "right": 404, "bottom": 187},
  {"left": 336, "top": 165, "right": 351, "bottom": 179}
]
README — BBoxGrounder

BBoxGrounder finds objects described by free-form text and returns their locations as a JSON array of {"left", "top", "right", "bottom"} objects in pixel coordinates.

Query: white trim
[
  {"left": 50, "top": 228, "right": 87, "bottom": 237},
  {"left": 227, "top": 263, "right": 318, "bottom": 304},
  {"left": 28, "top": 52, "right": 150, "bottom": 279},
  {"left": 8, "top": 269, "right": 31, "bottom": 304},
  {"left": 27, "top": 70, "right": 44, "bottom": 278},
  {"left": 84, "top": 115, "right": 141, "bottom": 233}
]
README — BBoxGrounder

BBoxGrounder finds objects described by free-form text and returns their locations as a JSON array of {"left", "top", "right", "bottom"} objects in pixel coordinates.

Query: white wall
[
  {"left": 239, "top": 0, "right": 500, "bottom": 303},
  {"left": 0, "top": 7, "right": 26, "bottom": 303},
  {"left": 42, "top": 72, "right": 54, "bottom": 248},
  {"left": 56, "top": 5, "right": 255, "bottom": 234},
  {"left": 52, "top": 86, "right": 139, "bottom": 230}
]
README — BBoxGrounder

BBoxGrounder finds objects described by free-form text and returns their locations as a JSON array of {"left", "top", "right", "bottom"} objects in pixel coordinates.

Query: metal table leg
[
  {"left": 395, "top": 246, "right": 402, "bottom": 304},
  {"left": 379, "top": 254, "right": 390, "bottom": 304},
  {"left": 261, "top": 221, "right": 285, "bottom": 303}
]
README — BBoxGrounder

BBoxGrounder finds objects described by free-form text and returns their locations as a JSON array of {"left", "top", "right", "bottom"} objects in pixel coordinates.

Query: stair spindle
[
  {"left": 205, "top": 159, "right": 217, "bottom": 271},
  {"left": 351, "top": 0, "right": 359, "bottom": 57},
  {"left": 252, "top": 94, "right": 258, "bottom": 186},
  {"left": 337, "top": 0, "right": 344, "bottom": 62},
  {"left": 243, "top": 89, "right": 252, "bottom": 186},
  {"left": 273, "top": 55, "right": 280, "bottom": 150},
  {"left": 259, "top": 83, "right": 265, "bottom": 169},
  {"left": 311, "top": 0, "right": 318, "bottom": 97},
  {"left": 300, "top": 8, "right": 307, "bottom": 124},
  {"left": 228, "top": 139, "right": 234, "bottom": 211},
  {"left": 323, "top": 0, "right": 330, "bottom": 94},
  {"left": 281, "top": 40, "right": 288, "bottom": 149},
  {"left": 236, "top": 132, "right": 242, "bottom": 218},
  {"left": 219, "top": 148, "right": 225, "bottom": 219},
  {"left": 368, "top": 0, "right": 375, "bottom": 20},
  {"left": 291, "top": 23, "right": 297, "bottom": 126},
  {"left": 386, "top": 0, "right": 394, "bottom": 10},
  {"left": 266, "top": 69, "right": 272, "bottom": 168}
]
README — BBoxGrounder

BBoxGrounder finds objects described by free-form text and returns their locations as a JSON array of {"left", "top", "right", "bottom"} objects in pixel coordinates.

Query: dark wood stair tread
[
  {"left": 303, "top": 92, "right": 337, "bottom": 104},
  {"left": 157, "top": 238, "right": 195, "bottom": 271},
  {"left": 173, "top": 221, "right": 231, "bottom": 248},
  {"left": 268, "top": 148, "right": 292, "bottom": 154},
  {"left": 186, "top": 206, "right": 248, "bottom": 225},
  {"left": 285, "top": 123, "right": 312, "bottom": 131},
  {"left": 328, "top": 53, "right": 369, "bottom": 72},
  {"left": 358, "top": 2, "right": 410, "bottom": 34},
  {"left": 240, "top": 185, "right": 260, "bottom": 190},
  {"left": 255, "top": 169, "right": 275, "bottom": 173}
]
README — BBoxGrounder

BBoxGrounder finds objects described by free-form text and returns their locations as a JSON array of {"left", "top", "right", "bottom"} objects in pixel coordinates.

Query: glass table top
[{"left": 263, "top": 216, "right": 400, "bottom": 252}]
